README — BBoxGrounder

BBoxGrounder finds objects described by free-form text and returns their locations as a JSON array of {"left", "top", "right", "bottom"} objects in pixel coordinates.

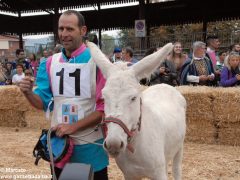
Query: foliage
[{"left": 101, "top": 34, "right": 115, "bottom": 55}]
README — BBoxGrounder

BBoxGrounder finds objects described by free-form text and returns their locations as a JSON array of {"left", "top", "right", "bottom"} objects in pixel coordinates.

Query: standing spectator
[
  {"left": 122, "top": 47, "right": 138, "bottom": 65},
  {"left": 220, "top": 52, "right": 240, "bottom": 87},
  {"left": 206, "top": 35, "right": 220, "bottom": 69},
  {"left": 215, "top": 51, "right": 227, "bottom": 85},
  {"left": 12, "top": 64, "right": 25, "bottom": 85},
  {"left": 111, "top": 47, "right": 122, "bottom": 63},
  {"left": 12, "top": 49, "right": 30, "bottom": 70},
  {"left": 216, "top": 51, "right": 227, "bottom": 71},
  {"left": 54, "top": 44, "right": 63, "bottom": 54},
  {"left": 167, "top": 42, "right": 187, "bottom": 84},
  {"left": 48, "top": 49, "right": 53, "bottom": 57},
  {"left": 40, "top": 50, "right": 49, "bottom": 63},
  {"left": 19, "top": 10, "right": 108, "bottom": 179},
  {"left": 0, "top": 63, "right": 7, "bottom": 85},
  {"left": 29, "top": 53, "right": 38, "bottom": 78},
  {"left": 5, "top": 62, "right": 14, "bottom": 85},
  {"left": 180, "top": 41, "right": 215, "bottom": 86},
  {"left": 229, "top": 43, "right": 240, "bottom": 54},
  {"left": 92, "top": 34, "right": 99, "bottom": 46}
]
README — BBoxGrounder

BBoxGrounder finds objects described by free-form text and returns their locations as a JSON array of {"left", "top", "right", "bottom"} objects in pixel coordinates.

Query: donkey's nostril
[{"left": 120, "top": 141, "right": 124, "bottom": 148}]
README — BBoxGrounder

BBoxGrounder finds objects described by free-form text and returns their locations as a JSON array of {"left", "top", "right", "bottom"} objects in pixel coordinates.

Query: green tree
[{"left": 101, "top": 34, "right": 115, "bottom": 55}]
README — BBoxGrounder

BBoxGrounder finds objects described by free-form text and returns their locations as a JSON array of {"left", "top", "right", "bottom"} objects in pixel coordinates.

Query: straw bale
[
  {"left": 0, "top": 110, "right": 26, "bottom": 127},
  {"left": 213, "top": 87, "right": 240, "bottom": 123},
  {"left": 185, "top": 117, "right": 216, "bottom": 144},
  {"left": 0, "top": 85, "right": 31, "bottom": 111},
  {"left": 218, "top": 122, "right": 240, "bottom": 146},
  {"left": 177, "top": 86, "right": 216, "bottom": 143},
  {"left": 24, "top": 110, "right": 50, "bottom": 129}
]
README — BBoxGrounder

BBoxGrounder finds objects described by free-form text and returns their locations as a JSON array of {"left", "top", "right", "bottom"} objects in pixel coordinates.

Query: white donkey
[{"left": 88, "top": 42, "right": 186, "bottom": 180}]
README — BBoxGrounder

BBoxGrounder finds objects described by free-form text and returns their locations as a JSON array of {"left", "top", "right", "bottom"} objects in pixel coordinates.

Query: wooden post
[
  {"left": 18, "top": 11, "right": 23, "bottom": 49},
  {"left": 53, "top": 0, "right": 59, "bottom": 45}
]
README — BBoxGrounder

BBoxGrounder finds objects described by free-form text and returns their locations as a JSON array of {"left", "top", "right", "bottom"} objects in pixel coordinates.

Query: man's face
[
  {"left": 234, "top": 44, "right": 240, "bottom": 52},
  {"left": 58, "top": 14, "right": 86, "bottom": 55},
  {"left": 210, "top": 39, "right": 220, "bottom": 50},
  {"left": 43, "top": 51, "right": 48, "bottom": 58},
  {"left": 115, "top": 52, "right": 122, "bottom": 60},
  {"left": 122, "top": 50, "right": 130, "bottom": 61},
  {"left": 17, "top": 51, "right": 25, "bottom": 60}
]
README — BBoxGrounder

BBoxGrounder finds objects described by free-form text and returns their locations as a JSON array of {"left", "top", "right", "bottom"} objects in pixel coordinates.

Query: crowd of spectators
[
  {"left": 0, "top": 49, "right": 52, "bottom": 86},
  {"left": 1, "top": 36, "right": 240, "bottom": 88},
  {"left": 109, "top": 35, "right": 240, "bottom": 87}
]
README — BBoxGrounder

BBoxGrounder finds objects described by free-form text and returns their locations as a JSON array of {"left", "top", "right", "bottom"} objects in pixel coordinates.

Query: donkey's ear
[
  {"left": 87, "top": 42, "right": 118, "bottom": 79},
  {"left": 131, "top": 43, "right": 174, "bottom": 80}
]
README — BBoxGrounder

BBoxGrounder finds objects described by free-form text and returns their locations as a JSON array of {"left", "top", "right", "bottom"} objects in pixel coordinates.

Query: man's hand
[
  {"left": 53, "top": 124, "right": 77, "bottom": 137},
  {"left": 19, "top": 76, "right": 34, "bottom": 95}
]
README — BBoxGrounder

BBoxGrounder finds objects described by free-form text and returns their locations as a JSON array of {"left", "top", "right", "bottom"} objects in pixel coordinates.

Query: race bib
[{"left": 52, "top": 64, "right": 91, "bottom": 98}]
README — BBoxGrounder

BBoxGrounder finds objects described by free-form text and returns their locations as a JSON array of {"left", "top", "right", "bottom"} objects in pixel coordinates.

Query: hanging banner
[{"left": 135, "top": 20, "right": 146, "bottom": 37}]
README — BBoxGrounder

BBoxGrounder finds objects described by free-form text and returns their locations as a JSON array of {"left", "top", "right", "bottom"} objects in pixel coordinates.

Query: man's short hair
[
  {"left": 206, "top": 35, "right": 218, "bottom": 45},
  {"left": 125, "top": 47, "right": 134, "bottom": 57},
  {"left": 16, "top": 49, "right": 24, "bottom": 56},
  {"left": 62, "top": 10, "right": 85, "bottom": 27}
]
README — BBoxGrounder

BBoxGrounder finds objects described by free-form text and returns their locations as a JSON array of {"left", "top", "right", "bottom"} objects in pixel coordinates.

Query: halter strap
[{"left": 102, "top": 98, "right": 142, "bottom": 153}]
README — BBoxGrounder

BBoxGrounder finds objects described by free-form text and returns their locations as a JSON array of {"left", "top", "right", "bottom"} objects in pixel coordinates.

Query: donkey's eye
[{"left": 131, "top": 97, "right": 137, "bottom": 101}]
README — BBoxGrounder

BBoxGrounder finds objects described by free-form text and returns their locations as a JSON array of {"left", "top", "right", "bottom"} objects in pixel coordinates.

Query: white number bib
[{"left": 52, "top": 63, "right": 91, "bottom": 98}]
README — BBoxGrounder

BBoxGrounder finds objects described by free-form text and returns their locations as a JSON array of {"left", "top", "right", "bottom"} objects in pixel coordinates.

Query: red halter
[{"left": 102, "top": 98, "right": 142, "bottom": 153}]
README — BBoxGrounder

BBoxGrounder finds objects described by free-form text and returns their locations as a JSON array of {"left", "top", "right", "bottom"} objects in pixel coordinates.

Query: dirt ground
[{"left": 0, "top": 127, "right": 239, "bottom": 180}]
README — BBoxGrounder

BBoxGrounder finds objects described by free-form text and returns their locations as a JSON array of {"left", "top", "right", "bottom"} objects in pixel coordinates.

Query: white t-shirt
[{"left": 12, "top": 73, "right": 25, "bottom": 84}]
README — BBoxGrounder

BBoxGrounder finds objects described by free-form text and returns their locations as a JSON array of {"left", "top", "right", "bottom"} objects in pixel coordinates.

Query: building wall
[{"left": 0, "top": 40, "right": 21, "bottom": 62}]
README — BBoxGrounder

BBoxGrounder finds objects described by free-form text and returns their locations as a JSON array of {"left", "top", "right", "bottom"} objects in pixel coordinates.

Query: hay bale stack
[
  {"left": 0, "top": 86, "right": 30, "bottom": 111},
  {"left": 0, "top": 86, "right": 49, "bottom": 128},
  {"left": 213, "top": 88, "right": 240, "bottom": 146},
  {"left": 24, "top": 110, "right": 50, "bottom": 129},
  {"left": 177, "top": 86, "right": 216, "bottom": 144},
  {"left": 0, "top": 110, "right": 26, "bottom": 127}
]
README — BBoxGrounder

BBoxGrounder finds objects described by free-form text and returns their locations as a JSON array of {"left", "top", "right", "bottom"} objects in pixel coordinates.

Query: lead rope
[{"left": 47, "top": 129, "right": 57, "bottom": 180}]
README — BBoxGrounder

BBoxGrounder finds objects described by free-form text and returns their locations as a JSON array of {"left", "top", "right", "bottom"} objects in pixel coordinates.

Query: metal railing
[{"left": 101, "top": 31, "right": 240, "bottom": 58}]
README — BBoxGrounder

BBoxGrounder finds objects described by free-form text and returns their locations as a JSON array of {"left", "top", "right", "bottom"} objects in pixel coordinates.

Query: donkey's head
[{"left": 88, "top": 42, "right": 173, "bottom": 157}]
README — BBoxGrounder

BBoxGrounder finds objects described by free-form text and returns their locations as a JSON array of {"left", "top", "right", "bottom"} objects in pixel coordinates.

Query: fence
[{"left": 101, "top": 31, "right": 240, "bottom": 59}]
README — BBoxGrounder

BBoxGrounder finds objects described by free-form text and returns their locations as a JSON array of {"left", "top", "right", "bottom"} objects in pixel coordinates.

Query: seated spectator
[
  {"left": 220, "top": 52, "right": 240, "bottom": 87},
  {"left": 12, "top": 64, "right": 25, "bottom": 85},
  {"left": 180, "top": 41, "right": 215, "bottom": 86}
]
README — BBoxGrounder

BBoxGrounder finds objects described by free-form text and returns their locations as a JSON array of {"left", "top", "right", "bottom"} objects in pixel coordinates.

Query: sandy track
[{"left": 0, "top": 127, "right": 239, "bottom": 180}]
